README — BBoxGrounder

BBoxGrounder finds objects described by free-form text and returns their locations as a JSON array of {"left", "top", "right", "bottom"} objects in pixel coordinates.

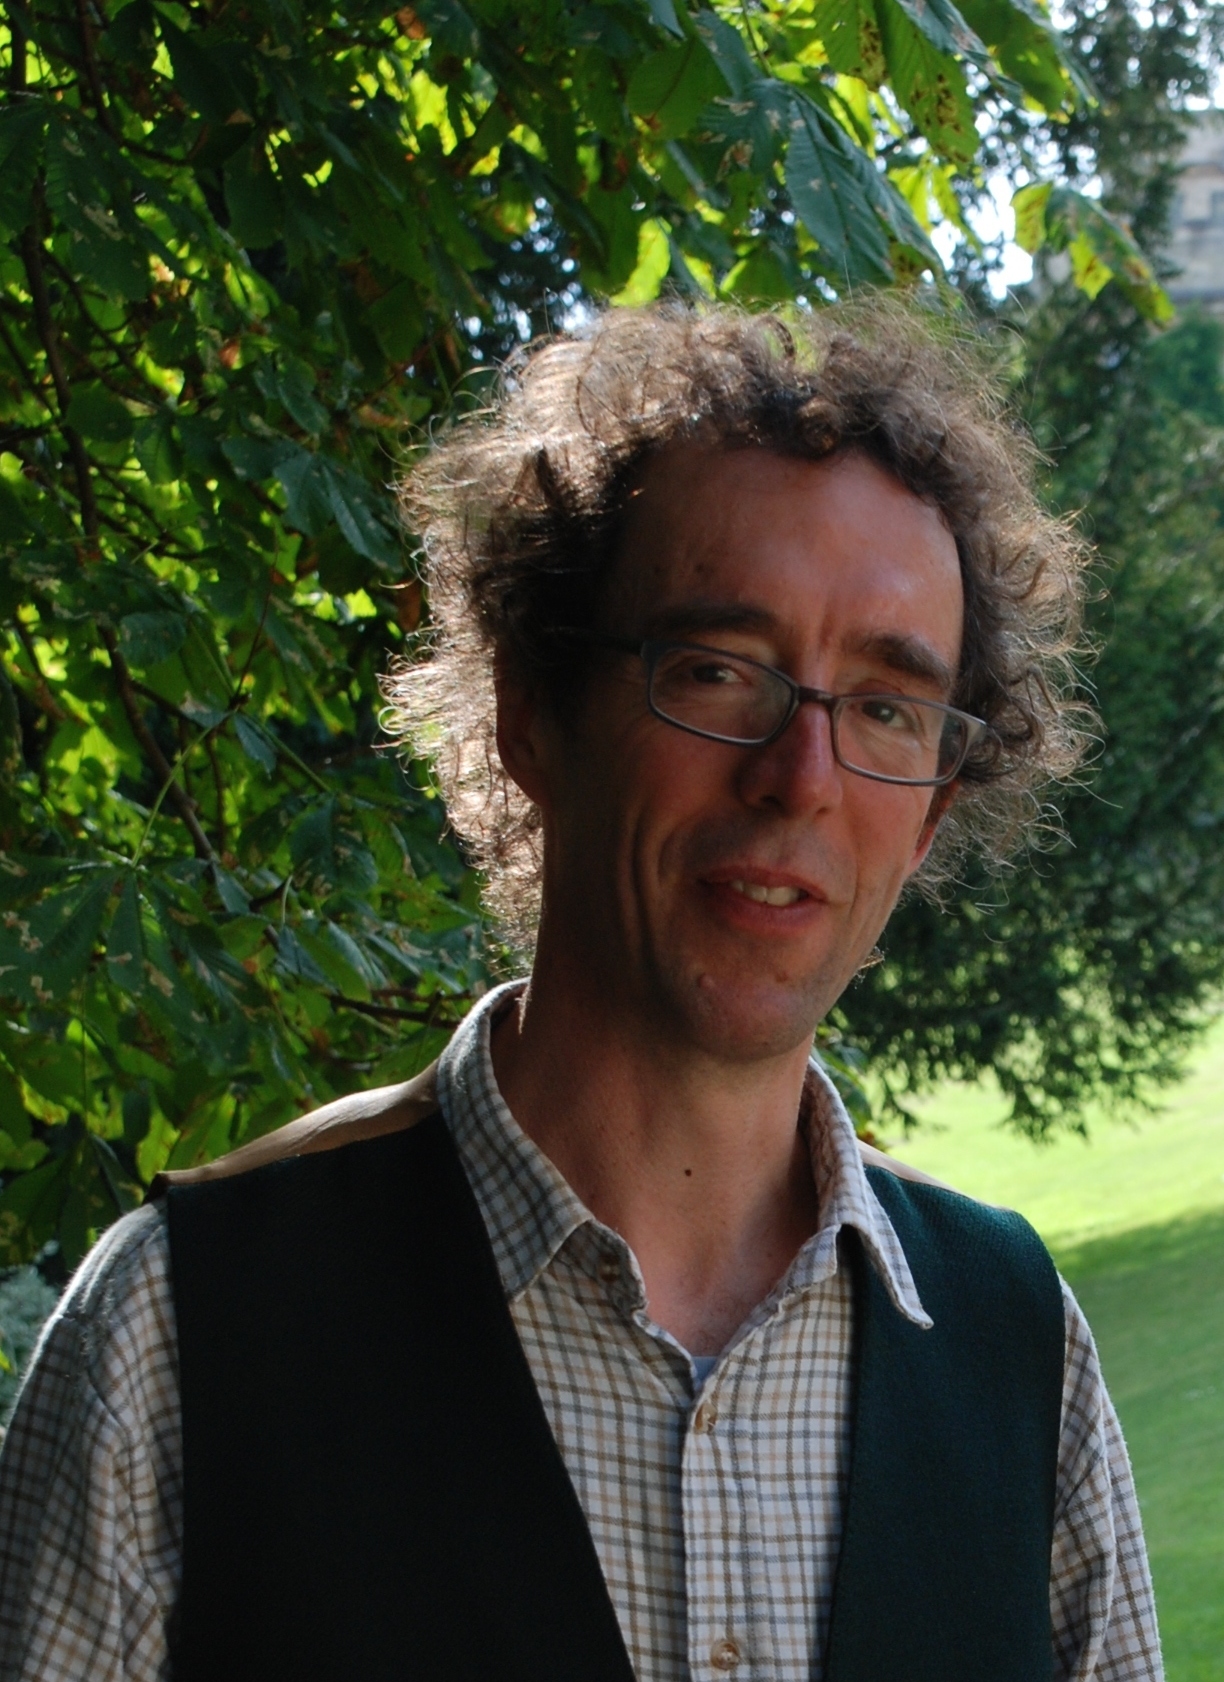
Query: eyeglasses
[{"left": 584, "top": 636, "right": 989, "bottom": 788}]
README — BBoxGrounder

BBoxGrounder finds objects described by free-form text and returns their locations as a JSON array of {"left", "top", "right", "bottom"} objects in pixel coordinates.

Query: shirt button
[
  {"left": 710, "top": 1637, "right": 742, "bottom": 1670},
  {"left": 693, "top": 1400, "right": 718, "bottom": 1434},
  {"left": 598, "top": 1256, "right": 620, "bottom": 1283}
]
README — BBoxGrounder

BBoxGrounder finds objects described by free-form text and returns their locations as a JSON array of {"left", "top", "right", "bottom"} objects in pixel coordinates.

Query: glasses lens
[
  {"left": 649, "top": 646, "right": 790, "bottom": 743},
  {"left": 836, "top": 696, "right": 967, "bottom": 784}
]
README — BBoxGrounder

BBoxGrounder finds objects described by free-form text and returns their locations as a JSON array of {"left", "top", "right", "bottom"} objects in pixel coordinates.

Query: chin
[{"left": 666, "top": 963, "right": 833, "bottom": 1064}]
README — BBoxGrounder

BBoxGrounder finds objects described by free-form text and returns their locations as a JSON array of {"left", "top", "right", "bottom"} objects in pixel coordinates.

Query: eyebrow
[
  {"left": 638, "top": 602, "right": 780, "bottom": 641},
  {"left": 844, "top": 632, "right": 957, "bottom": 695},
  {"left": 637, "top": 604, "right": 958, "bottom": 695}
]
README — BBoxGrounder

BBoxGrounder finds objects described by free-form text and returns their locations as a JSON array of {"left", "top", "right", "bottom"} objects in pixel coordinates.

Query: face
[{"left": 498, "top": 446, "right": 965, "bottom": 1064}]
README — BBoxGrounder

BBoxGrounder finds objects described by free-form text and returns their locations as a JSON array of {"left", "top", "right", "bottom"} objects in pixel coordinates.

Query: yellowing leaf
[
  {"left": 1068, "top": 231, "right": 1112, "bottom": 299},
  {"left": 1012, "top": 181, "right": 1052, "bottom": 254}
]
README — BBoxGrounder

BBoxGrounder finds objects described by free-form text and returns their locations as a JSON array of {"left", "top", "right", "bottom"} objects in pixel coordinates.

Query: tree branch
[
  {"left": 74, "top": 0, "right": 116, "bottom": 136},
  {"left": 19, "top": 212, "right": 100, "bottom": 545},
  {"left": 11, "top": 618, "right": 85, "bottom": 724}
]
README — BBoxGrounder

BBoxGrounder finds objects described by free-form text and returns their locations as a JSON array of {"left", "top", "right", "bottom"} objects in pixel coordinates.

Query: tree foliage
[{"left": 0, "top": 0, "right": 1177, "bottom": 1266}]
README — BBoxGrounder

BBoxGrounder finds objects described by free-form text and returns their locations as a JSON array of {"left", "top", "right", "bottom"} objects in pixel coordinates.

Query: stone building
[{"left": 1167, "top": 111, "right": 1224, "bottom": 312}]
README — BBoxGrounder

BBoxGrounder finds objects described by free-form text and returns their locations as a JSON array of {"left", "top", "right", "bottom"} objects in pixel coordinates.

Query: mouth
[
  {"left": 726, "top": 878, "right": 807, "bottom": 907},
  {"left": 701, "top": 866, "right": 825, "bottom": 914}
]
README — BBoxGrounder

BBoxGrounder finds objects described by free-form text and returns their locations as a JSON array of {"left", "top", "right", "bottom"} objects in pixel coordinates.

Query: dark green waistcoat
[{"left": 165, "top": 1113, "right": 1064, "bottom": 1682}]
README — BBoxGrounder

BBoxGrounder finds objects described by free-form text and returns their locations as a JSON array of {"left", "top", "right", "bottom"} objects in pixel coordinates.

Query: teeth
[{"left": 729, "top": 879, "right": 803, "bottom": 906}]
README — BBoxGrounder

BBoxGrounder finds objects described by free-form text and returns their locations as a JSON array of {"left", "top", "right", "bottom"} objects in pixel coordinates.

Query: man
[{"left": 0, "top": 301, "right": 1160, "bottom": 1681}]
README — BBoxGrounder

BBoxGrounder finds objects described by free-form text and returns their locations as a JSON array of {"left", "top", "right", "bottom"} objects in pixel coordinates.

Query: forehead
[{"left": 611, "top": 444, "right": 963, "bottom": 669}]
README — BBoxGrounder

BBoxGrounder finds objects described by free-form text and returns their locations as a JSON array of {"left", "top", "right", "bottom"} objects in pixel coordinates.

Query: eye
[
  {"left": 687, "top": 660, "right": 744, "bottom": 687},
  {"left": 857, "top": 697, "right": 920, "bottom": 733}
]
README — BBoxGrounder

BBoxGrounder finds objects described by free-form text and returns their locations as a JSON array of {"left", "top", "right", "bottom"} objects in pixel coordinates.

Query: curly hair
[{"left": 385, "top": 298, "right": 1093, "bottom": 944}]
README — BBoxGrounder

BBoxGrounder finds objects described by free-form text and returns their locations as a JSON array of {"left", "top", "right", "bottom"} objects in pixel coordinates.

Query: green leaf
[
  {"left": 0, "top": 1067, "right": 29, "bottom": 1144},
  {"left": 224, "top": 141, "right": 284, "bottom": 250},
  {"left": 643, "top": 0, "right": 684, "bottom": 38},
  {"left": 785, "top": 106, "right": 893, "bottom": 281},
  {"left": 44, "top": 118, "right": 149, "bottom": 301},
  {"left": 322, "top": 465, "right": 402, "bottom": 569},
  {"left": 810, "top": 0, "right": 887, "bottom": 87},
  {"left": 275, "top": 449, "right": 334, "bottom": 537},
  {"left": 0, "top": 1157, "right": 70, "bottom": 1266},
  {"left": 221, "top": 434, "right": 295, "bottom": 482},
  {"left": 233, "top": 713, "right": 279, "bottom": 773},
  {"left": 118, "top": 610, "right": 188, "bottom": 668},
  {"left": 106, "top": 874, "right": 149, "bottom": 994},
  {"left": 0, "top": 874, "right": 118, "bottom": 1004},
  {"left": 257, "top": 359, "right": 330, "bottom": 437},
  {"left": 158, "top": 16, "right": 247, "bottom": 124},
  {"left": 134, "top": 411, "right": 184, "bottom": 485},
  {"left": 296, "top": 922, "right": 372, "bottom": 1001},
  {"left": 180, "top": 618, "right": 233, "bottom": 711},
  {"left": 611, "top": 218, "right": 673, "bottom": 304},
  {"left": 691, "top": 9, "right": 754, "bottom": 99},
  {"left": 366, "top": 281, "right": 427, "bottom": 363},
  {"left": 0, "top": 101, "right": 46, "bottom": 238},
  {"left": 877, "top": 0, "right": 977, "bottom": 168},
  {"left": 272, "top": 924, "right": 332, "bottom": 986},
  {"left": 957, "top": 0, "right": 1084, "bottom": 109},
  {"left": 415, "top": 0, "right": 483, "bottom": 57},
  {"left": 627, "top": 41, "right": 726, "bottom": 140},
  {"left": 290, "top": 800, "right": 379, "bottom": 893},
  {"left": 65, "top": 383, "right": 135, "bottom": 445}
]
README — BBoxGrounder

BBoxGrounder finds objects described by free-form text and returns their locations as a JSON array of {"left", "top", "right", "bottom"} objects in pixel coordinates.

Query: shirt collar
[{"left": 436, "top": 980, "right": 932, "bottom": 1329}]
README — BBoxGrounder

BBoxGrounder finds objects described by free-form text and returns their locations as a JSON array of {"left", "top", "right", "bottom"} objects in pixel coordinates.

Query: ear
[
  {"left": 905, "top": 783, "right": 957, "bottom": 879},
  {"left": 494, "top": 654, "right": 553, "bottom": 809}
]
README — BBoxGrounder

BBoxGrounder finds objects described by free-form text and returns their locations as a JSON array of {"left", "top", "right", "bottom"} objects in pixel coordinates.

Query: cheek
[{"left": 847, "top": 785, "right": 937, "bottom": 886}]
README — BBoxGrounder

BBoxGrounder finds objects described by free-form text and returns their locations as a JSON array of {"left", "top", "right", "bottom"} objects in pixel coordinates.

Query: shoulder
[
  {"left": 55, "top": 1201, "right": 171, "bottom": 1348},
  {"left": 151, "top": 1059, "right": 441, "bottom": 1195},
  {"left": 856, "top": 1139, "right": 960, "bottom": 1194},
  {"left": 3, "top": 1201, "right": 176, "bottom": 1443},
  {"left": 860, "top": 1151, "right": 1064, "bottom": 1364}
]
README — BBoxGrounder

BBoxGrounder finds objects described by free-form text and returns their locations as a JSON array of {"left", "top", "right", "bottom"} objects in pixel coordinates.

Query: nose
[{"left": 734, "top": 695, "right": 844, "bottom": 819}]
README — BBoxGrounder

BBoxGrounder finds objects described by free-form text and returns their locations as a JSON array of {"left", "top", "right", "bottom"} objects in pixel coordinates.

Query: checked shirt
[{"left": 0, "top": 981, "right": 1163, "bottom": 1681}]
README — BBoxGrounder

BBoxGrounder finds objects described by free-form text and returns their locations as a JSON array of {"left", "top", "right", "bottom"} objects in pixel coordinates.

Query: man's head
[{"left": 388, "top": 301, "right": 1091, "bottom": 1054}]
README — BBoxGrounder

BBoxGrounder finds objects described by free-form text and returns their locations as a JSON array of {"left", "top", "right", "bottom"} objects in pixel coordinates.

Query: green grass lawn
[{"left": 895, "top": 1028, "right": 1224, "bottom": 1682}]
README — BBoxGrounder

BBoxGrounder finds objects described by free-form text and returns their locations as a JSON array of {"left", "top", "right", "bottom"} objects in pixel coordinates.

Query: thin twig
[
  {"left": 0, "top": 314, "right": 55, "bottom": 414},
  {"left": 100, "top": 626, "right": 215, "bottom": 860},
  {"left": 205, "top": 730, "right": 227, "bottom": 856},
  {"left": 44, "top": 253, "right": 164, "bottom": 397},
  {"left": 326, "top": 994, "right": 449, "bottom": 1024}
]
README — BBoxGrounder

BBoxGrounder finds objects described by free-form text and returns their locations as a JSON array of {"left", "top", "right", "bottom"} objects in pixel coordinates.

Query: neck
[{"left": 489, "top": 948, "right": 821, "bottom": 1356}]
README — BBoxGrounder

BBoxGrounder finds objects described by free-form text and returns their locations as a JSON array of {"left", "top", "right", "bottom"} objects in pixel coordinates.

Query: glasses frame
[{"left": 582, "top": 634, "right": 989, "bottom": 789}]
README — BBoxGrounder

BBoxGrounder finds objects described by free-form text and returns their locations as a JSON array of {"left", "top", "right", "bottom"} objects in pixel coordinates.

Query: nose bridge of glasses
[{"left": 775, "top": 682, "right": 841, "bottom": 761}]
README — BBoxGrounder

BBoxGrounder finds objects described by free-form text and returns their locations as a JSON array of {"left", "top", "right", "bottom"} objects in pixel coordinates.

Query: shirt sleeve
[
  {"left": 1050, "top": 1277, "right": 1164, "bottom": 1682},
  {"left": 0, "top": 1204, "right": 183, "bottom": 1682}
]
